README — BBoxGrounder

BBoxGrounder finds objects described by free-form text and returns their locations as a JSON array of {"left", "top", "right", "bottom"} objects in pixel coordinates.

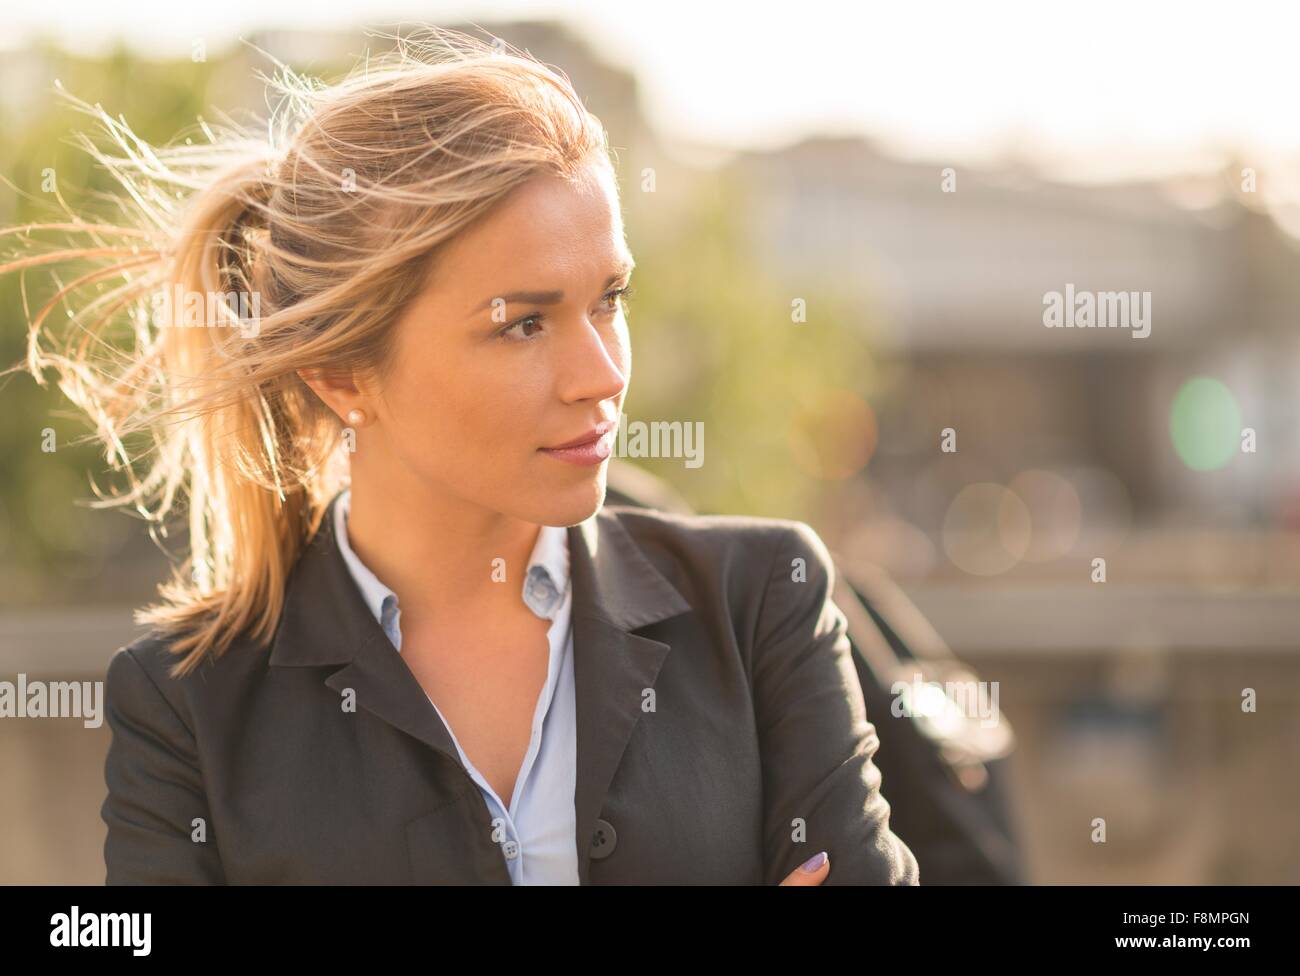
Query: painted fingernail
[{"left": 800, "top": 851, "right": 827, "bottom": 872}]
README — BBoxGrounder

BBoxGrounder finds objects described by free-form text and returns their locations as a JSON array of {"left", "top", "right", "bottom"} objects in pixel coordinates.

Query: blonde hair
[{"left": 0, "top": 27, "right": 613, "bottom": 677}]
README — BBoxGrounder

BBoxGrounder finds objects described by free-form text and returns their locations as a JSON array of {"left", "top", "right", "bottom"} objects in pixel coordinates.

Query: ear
[{"left": 297, "top": 367, "right": 367, "bottom": 423}]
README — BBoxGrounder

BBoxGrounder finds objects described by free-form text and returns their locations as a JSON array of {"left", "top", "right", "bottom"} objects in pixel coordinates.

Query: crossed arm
[{"left": 752, "top": 521, "right": 920, "bottom": 886}]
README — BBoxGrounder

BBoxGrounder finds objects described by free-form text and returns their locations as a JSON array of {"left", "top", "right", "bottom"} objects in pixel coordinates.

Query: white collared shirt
[{"left": 332, "top": 489, "right": 579, "bottom": 884}]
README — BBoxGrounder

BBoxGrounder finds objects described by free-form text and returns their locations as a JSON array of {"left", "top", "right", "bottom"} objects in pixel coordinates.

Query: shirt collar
[
  {"left": 333, "top": 489, "right": 396, "bottom": 629},
  {"left": 521, "top": 514, "right": 571, "bottom": 620},
  {"left": 332, "top": 488, "right": 571, "bottom": 630}
]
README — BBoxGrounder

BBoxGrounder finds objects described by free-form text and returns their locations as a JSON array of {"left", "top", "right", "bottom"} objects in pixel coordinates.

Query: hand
[{"left": 778, "top": 850, "right": 829, "bottom": 886}]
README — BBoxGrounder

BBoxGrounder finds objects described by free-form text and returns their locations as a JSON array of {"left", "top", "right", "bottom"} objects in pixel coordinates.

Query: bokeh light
[
  {"left": 943, "top": 482, "right": 1031, "bottom": 575},
  {"left": 1008, "top": 469, "right": 1083, "bottom": 562},
  {"left": 1169, "top": 376, "right": 1241, "bottom": 471},
  {"left": 786, "top": 389, "right": 877, "bottom": 480}
]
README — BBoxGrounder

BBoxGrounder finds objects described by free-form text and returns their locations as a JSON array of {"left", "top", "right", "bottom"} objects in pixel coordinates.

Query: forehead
[{"left": 433, "top": 162, "right": 629, "bottom": 289}]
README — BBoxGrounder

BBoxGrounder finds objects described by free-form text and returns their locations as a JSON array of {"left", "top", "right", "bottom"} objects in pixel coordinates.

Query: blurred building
[{"left": 730, "top": 137, "right": 1300, "bottom": 547}]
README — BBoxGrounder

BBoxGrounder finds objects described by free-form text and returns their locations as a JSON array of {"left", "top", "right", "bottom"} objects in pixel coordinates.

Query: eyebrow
[{"left": 471, "top": 260, "right": 635, "bottom": 315}]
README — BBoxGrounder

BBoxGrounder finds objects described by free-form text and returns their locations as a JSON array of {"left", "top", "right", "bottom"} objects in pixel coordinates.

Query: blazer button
[{"left": 590, "top": 818, "right": 617, "bottom": 860}]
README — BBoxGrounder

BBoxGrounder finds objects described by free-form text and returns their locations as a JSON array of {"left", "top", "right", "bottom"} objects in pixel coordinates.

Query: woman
[{"left": 3, "top": 28, "right": 919, "bottom": 885}]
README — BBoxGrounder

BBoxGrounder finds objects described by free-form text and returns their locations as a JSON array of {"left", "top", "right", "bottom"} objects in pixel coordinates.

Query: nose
[{"left": 560, "top": 314, "right": 628, "bottom": 407}]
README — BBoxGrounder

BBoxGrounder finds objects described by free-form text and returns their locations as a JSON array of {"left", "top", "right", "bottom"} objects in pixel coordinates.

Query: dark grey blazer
[{"left": 102, "top": 494, "right": 920, "bottom": 885}]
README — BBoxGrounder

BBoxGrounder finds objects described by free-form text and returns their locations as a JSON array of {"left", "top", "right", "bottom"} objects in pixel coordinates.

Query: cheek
[{"left": 392, "top": 353, "right": 550, "bottom": 467}]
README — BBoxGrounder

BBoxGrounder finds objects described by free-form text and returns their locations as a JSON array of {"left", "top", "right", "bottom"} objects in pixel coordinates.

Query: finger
[{"left": 778, "top": 850, "right": 829, "bottom": 886}]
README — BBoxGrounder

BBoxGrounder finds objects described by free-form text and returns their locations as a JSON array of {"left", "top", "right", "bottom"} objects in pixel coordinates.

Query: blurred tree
[
  {"left": 0, "top": 42, "right": 218, "bottom": 606},
  {"left": 621, "top": 169, "right": 877, "bottom": 520}
]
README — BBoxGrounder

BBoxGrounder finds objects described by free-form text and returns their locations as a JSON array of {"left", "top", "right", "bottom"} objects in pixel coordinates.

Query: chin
[{"left": 538, "top": 471, "right": 607, "bottom": 526}]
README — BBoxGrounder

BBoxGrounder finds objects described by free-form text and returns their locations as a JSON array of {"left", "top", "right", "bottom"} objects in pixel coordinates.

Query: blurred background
[{"left": 2, "top": 2, "right": 1299, "bottom": 883}]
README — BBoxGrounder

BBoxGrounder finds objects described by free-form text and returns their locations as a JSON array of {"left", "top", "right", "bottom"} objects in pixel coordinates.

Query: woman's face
[{"left": 366, "top": 158, "right": 632, "bottom": 527}]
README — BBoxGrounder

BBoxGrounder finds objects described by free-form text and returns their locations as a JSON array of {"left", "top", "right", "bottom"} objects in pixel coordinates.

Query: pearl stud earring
[{"left": 346, "top": 408, "right": 366, "bottom": 426}]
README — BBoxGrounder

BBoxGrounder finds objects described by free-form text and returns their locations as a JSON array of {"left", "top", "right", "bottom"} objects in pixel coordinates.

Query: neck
[{"left": 343, "top": 472, "right": 541, "bottom": 624}]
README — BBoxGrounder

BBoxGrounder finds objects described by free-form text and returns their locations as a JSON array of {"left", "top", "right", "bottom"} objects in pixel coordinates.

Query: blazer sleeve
[
  {"left": 752, "top": 521, "right": 920, "bottom": 885},
  {"left": 101, "top": 645, "right": 226, "bottom": 884}
]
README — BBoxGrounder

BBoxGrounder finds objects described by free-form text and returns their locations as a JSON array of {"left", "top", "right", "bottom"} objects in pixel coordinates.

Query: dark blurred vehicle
[{"left": 604, "top": 459, "right": 1027, "bottom": 884}]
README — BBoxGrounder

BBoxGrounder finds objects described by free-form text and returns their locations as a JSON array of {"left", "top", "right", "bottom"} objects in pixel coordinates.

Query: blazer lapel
[
  {"left": 268, "top": 493, "right": 463, "bottom": 769},
  {"left": 566, "top": 508, "right": 693, "bottom": 883}
]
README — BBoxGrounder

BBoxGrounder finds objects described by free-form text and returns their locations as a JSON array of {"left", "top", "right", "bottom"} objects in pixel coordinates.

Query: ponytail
[{"left": 2, "top": 106, "right": 344, "bottom": 677}]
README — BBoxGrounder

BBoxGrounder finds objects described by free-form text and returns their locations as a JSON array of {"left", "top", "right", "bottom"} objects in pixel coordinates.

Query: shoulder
[
  {"left": 105, "top": 632, "right": 184, "bottom": 701},
  {"left": 100, "top": 633, "right": 198, "bottom": 754},
  {"left": 104, "top": 625, "right": 264, "bottom": 729}
]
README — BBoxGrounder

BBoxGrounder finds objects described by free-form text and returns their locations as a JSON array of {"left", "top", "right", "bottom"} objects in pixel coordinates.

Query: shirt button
[
  {"left": 502, "top": 839, "right": 520, "bottom": 860},
  {"left": 525, "top": 569, "right": 559, "bottom": 615},
  {"left": 591, "top": 818, "right": 617, "bottom": 860}
]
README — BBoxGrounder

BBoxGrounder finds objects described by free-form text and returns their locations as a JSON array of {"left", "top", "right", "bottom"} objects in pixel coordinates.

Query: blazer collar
[
  {"left": 268, "top": 491, "right": 693, "bottom": 883},
  {"left": 267, "top": 492, "right": 690, "bottom": 665}
]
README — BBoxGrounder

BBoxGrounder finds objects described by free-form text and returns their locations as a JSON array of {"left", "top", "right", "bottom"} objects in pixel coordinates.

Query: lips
[{"left": 542, "top": 419, "right": 616, "bottom": 451}]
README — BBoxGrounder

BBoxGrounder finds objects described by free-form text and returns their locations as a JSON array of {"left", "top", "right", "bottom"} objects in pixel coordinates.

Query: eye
[
  {"left": 499, "top": 315, "right": 546, "bottom": 342},
  {"left": 601, "top": 284, "right": 634, "bottom": 314},
  {"left": 497, "top": 285, "right": 633, "bottom": 343}
]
